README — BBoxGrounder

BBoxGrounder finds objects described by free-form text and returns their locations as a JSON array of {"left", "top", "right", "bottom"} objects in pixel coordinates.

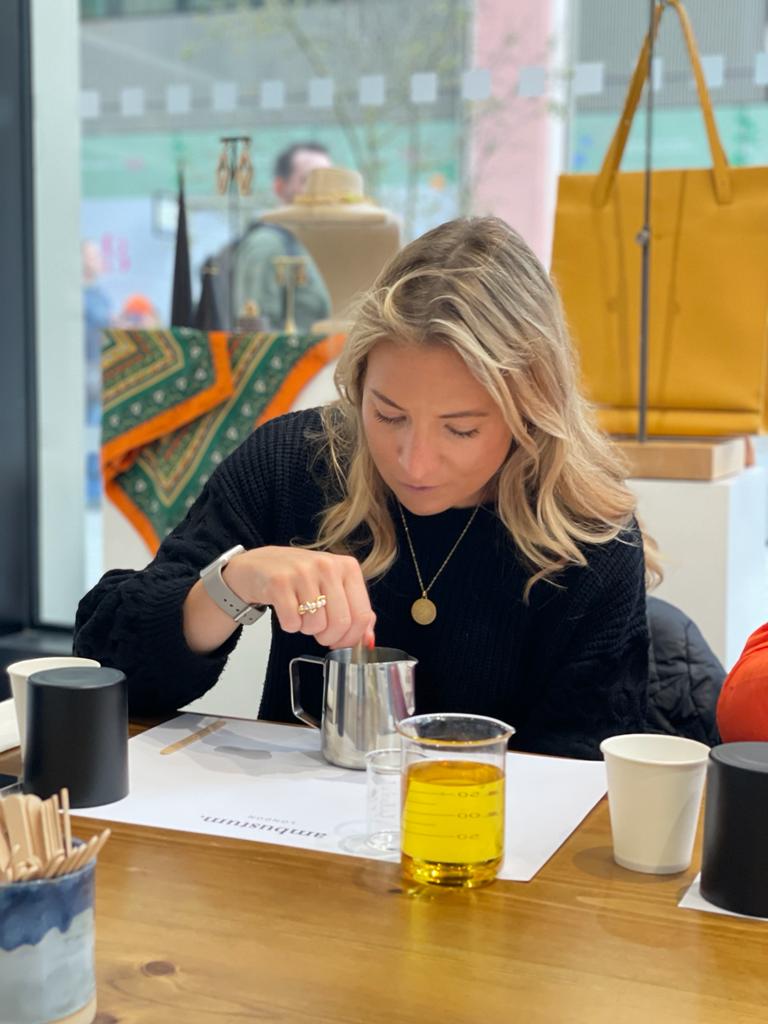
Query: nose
[{"left": 398, "top": 426, "right": 439, "bottom": 482}]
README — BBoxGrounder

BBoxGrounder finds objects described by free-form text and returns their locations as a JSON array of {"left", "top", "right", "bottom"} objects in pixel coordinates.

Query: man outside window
[{"left": 232, "top": 141, "right": 332, "bottom": 333}]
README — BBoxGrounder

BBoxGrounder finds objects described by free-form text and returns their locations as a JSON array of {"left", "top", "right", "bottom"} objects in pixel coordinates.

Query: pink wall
[{"left": 469, "top": 0, "right": 556, "bottom": 263}]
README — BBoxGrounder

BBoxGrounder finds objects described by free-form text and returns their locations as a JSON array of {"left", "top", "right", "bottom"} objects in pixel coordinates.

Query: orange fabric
[
  {"left": 102, "top": 331, "right": 233, "bottom": 482},
  {"left": 255, "top": 333, "right": 346, "bottom": 426},
  {"left": 716, "top": 623, "right": 768, "bottom": 741},
  {"left": 105, "top": 476, "right": 162, "bottom": 553},
  {"left": 106, "top": 332, "right": 346, "bottom": 552}
]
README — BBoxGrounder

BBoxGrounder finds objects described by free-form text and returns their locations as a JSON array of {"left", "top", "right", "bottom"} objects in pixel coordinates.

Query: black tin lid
[
  {"left": 28, "top": 666, "right": 126, "bottom": 692},
  {"left": 709, "top": 742, "right": 768, "bottom": 774},
  {"left": 23, "top": 666, "right": 129, "bottom": 808}
]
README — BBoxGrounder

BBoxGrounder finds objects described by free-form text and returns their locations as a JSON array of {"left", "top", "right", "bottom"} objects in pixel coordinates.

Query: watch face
[
  {"left": 221, "top": 544, "right": 245, "bottom": 564},
  {"left": 202, "top": 545, "right": 244, "bottom": 576}
]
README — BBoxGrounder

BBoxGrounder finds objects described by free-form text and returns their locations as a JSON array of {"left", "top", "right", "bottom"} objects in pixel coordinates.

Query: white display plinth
[
  {"left": 630, "top": 467, "right": 768, "bottom": 671},
  {"left": 748, "top": 435, "right": 768, "bottom": 541}
]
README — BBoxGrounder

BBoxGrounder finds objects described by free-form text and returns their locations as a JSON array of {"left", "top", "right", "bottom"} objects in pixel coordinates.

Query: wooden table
[{"left": 3, "top": 734, "right": 768, "bottom": 1024}]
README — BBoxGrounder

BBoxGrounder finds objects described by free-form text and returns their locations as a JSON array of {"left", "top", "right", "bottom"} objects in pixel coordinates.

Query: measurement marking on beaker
[
  {"left": 406, "top": 812, "right": 488, "bottom": 818},
  {"left": 405, "top": 831, "right": 475, "bottom": 839}
]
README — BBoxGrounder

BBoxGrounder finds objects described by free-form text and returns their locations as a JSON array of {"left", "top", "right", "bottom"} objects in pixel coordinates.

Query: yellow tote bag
[{"left": 551, "top": 0, "right": 768, "bottom": 436}]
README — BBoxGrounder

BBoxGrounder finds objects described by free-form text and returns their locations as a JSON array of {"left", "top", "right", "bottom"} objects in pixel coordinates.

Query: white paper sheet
[
  {"left": 77, "top": 714, "right": 607, "bottom": 882},
  {"left": 679, "top": 874, "right": 768, "bottom": 922},
  {"left": 0, "top": 699, "right": 20, "bottom": 755}
]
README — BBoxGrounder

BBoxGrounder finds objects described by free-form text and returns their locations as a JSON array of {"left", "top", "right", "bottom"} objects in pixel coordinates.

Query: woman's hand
[{"left": 223, "top": 546, "right": 376, "bottom": 649}]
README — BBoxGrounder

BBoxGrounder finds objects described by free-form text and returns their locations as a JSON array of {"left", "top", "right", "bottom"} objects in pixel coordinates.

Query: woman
[{"left": 75, "top": 217, "right": 657, "bottom": 759}]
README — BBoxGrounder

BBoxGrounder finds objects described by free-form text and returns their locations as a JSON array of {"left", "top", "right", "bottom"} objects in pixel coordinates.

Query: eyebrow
[{"left": 371, "top": 388, "right": 489, "bottom": 419}]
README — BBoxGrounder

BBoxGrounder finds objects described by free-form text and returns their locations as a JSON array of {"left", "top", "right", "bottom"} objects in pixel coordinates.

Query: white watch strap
[{"left": 200, "top": 546, "right": 267, "bottom": 626}]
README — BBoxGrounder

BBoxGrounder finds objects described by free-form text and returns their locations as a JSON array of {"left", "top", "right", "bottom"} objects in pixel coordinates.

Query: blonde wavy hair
[{"left": 312, "top": 216, "right": 660, "bottom": 597}]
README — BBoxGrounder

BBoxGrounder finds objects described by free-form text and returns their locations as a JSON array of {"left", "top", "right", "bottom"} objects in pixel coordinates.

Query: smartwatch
[{"left": 199, "top": 545, "right": 267, "bottom": 626}]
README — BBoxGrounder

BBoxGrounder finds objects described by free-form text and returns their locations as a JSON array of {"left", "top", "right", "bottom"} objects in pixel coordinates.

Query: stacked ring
[{"left": 297, "top": 594, "right": 327, "bottom": 616}]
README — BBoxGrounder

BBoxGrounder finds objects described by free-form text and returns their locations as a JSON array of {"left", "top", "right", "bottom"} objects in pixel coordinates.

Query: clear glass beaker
[
  {"left": 397, "top": 713, "right": 515, "bottom": 888},
  {"left": 365, "top": 747, "right": 401, "bottom": 852}
]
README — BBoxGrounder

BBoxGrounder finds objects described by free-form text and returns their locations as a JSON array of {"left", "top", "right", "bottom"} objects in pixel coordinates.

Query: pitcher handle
[{"left": 289, "top": 655, "right": 325, "bottom": 729}]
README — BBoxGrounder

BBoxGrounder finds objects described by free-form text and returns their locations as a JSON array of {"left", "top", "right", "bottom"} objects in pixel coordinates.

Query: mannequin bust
[{"left": 261, "top": 167, "right": 401, "bottom": 334}]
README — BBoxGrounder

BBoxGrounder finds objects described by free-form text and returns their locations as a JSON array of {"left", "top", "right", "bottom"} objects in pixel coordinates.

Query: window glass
[{"left": 31, "top": 0, "right": 768, "bottom": 625}]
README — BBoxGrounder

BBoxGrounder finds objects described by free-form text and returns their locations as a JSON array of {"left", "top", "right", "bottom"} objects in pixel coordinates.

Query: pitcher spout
[{"left": 388, "top": 660, "right": 417, "bottom": 721}]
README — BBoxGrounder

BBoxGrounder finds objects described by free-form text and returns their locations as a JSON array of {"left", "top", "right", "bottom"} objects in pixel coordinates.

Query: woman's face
[{"left": 361, "top": 340, "right": 513, "bottom": 515}]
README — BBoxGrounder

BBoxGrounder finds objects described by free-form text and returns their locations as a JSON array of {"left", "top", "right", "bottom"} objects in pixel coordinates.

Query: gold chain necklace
[{"left": 398, "top": 501, "right": 480, "bottom": 625}]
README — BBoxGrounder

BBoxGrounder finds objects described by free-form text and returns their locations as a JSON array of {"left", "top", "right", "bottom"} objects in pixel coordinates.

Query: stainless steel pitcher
[{"left": 289, "top": 647, "right": 417, "bottom": 769}]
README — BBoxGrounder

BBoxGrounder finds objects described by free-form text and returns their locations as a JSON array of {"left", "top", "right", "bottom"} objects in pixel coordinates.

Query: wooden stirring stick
[
  {"left": 43, "top": 853, "right": 66, "bottom": 879},
  {"left": 45, "top": 796, "right": 65, "bottom": 860},
  {"left": 23, "top": 794, "right": 47, "bottom": 862},
  {"left": 60, "top": 788, "right": 73, "bottom": 857},
  {"left": 52, "top": 845, "right": 81, "bottom": 877},
  {"left": 78, "top": 828, "right": 111, "bottom": 871},
  {"left": 90, "top": 827, "right": 111, "bottom": 862},
  {"left": 52, "top": 793, "right": 63, "bottom": 849},
  {"left": 40, "top": 801, "right": 55, "bottom": 862},
  {"left": 69, "top": 837, "right": 96, "bottom": 873},
  {"left": 51, "top": 827, "right": 110, "bottom": 877},
  {"left": 0, "top": 790, "right": 111, "bottom": 882},
  {"left": 4, "top": 845, "right": 21, "bottom": 882},
  {"left": 70, "top": 839, "right": 92, "bottom": 872},
  {"left": 3, "top": 795, "right": 34, "bottom": 875},
  {"left": 0, "top": 822, "right": 11, "bottom": 873}
]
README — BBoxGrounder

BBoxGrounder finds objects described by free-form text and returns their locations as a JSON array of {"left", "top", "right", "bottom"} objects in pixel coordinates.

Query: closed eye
[
  {"left": 374, "top": 409, "right": 480, "bottom": 438},
  {"left": 373, "top": 409, "right": 406, "bottom": 426}
]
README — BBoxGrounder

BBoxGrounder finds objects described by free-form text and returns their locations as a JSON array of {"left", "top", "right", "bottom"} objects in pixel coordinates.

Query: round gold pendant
[{"left": 411, "top": 597, "right": 437, "bottom": 625}]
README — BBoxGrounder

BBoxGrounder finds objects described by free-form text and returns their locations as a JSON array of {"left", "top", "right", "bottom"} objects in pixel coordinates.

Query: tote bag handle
[{"left": 592, "top": 0, "right": 732, "bottom": 207}]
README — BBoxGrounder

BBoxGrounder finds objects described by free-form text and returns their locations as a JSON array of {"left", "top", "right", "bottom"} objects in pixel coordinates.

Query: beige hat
[
  {"left": 261, "top": 165, "right": 401, "bottom": 330},
  {"left": 261, "top": 166, "right": 394, "bottom": 225}
]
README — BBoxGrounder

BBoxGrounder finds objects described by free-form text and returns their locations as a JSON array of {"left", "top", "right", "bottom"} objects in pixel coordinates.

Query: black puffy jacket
[{"left": 645, "top": 596, "right": 724, "bottom": 745}]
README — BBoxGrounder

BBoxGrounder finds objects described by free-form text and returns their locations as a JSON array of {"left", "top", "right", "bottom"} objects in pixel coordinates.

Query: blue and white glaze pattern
[{"left": 0, "top": 860, "right": 95, "bottom": 1024}]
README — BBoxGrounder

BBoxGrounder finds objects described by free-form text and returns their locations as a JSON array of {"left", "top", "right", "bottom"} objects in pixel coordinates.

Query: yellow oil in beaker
[{"left": 401, "top": 759, "right": 504, "bottom": 887}]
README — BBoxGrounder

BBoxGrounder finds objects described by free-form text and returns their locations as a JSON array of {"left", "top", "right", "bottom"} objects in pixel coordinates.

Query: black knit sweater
[{"left": 74, "top": 408, "right": 649, "bottom": 759}]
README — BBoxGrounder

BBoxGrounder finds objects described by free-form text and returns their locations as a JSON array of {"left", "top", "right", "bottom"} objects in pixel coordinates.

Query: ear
[{"left": 273, "top": 177, "right": 286, "bottom": 201}]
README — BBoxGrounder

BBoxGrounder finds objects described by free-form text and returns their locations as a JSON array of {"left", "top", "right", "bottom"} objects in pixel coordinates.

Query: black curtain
[
  {"left": 170, "top": 170, "right": 193, "bottom": 327},
  {"left": 0, "top": 0, "right": 36, "bottom": 636}
]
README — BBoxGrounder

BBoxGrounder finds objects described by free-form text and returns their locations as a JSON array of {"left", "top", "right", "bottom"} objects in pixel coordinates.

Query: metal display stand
[
  {"left": 214, "top": 135, "right": 252, "bottom": 330},
  {"left": 636, "top": 0, "right": 656, "bottom": 444},
  {"left": 623, "top": 4, "right": 767, "bottom": 664},
  {"left": 615, "top": 1, "right": 745, "bottom": 480}
]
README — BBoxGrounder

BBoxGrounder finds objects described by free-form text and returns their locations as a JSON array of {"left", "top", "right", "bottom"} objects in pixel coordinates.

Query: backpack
[{"left": 195, "top": 220, "right": 300, "bottom": 331}]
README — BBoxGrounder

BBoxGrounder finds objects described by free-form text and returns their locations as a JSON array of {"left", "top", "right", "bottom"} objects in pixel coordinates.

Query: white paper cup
[
  {"left": 600, "top": 733, "right": 710, "bottom": 874},
  {"left": 6, "top": 657, "right": 100, "bottom": 759}
]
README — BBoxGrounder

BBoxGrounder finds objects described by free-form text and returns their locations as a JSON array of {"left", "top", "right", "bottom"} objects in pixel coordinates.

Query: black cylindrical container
[
  {"left": 700, "top": 743, "right": 768, "bottom": 918},
  {"left": 23, "top": 666, "right": 129, "bottom": 807}
]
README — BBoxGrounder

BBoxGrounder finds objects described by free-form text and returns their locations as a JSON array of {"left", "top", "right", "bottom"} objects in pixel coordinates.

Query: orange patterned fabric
[
  {"left": 101, "top": 329, "right": 233, "bottom": 482},
  {"left": 102, "top": 330, "right": 345, "bottom": 552}
]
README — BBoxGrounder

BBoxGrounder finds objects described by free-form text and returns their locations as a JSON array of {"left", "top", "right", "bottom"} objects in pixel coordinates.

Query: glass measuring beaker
[{"left": 397, "top": 713, "right": 515, "bottom": 888}]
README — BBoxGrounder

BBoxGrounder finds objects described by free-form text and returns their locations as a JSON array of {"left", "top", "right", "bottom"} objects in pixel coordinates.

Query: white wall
[{"left": 631, "top": 468, "right": 768, "bottom": 670}]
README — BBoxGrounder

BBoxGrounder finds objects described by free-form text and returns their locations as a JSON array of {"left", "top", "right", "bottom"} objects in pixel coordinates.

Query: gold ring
[{"left": 298, "top": 594, "right": 327, "bottom": 616}]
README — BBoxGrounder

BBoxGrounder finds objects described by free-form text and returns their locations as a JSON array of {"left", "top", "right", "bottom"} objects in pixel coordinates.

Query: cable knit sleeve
[
  {"left": 73, "top": 414, "right": 292, "bottom": 716},
  {"left": 512, "top": 524, "right": 649, "bottom": 760}
]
